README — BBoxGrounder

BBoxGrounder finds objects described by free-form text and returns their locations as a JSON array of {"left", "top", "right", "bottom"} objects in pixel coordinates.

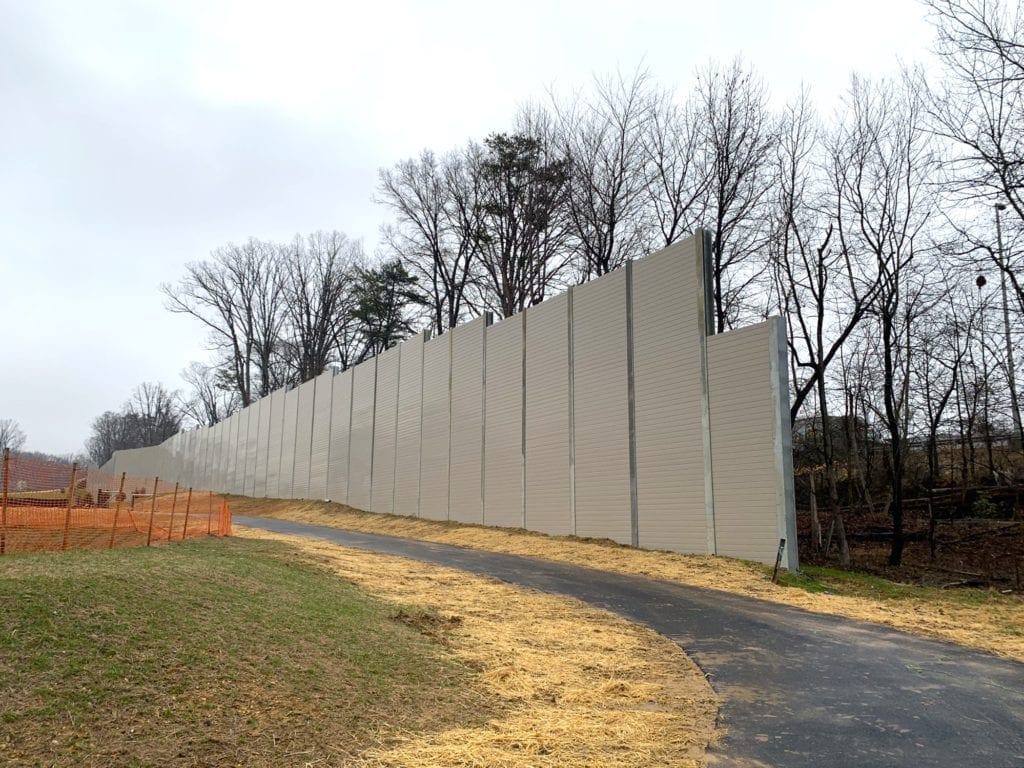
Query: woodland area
[{"left": 80, "top": 1, "right": 1024, "bottom": 578}]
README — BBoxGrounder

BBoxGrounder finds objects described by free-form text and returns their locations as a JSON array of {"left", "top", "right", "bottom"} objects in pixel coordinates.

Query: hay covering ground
[
  {"left": 236, "top": 527, "right": 720, "bottom": 767},
  {"left": 231, "top": 497, "right": 1024, "bottom": 661}
]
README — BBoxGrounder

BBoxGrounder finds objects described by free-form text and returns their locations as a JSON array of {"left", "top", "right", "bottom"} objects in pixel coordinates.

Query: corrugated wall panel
[
  {"left": 278, "top": 387, "right": 300, "bottom": 499},
  {"left": 292, "top": 379, "right": 316, "bottom": 499},
  {"left": 347, "top": 359, "right": 377, "bottom": 510},
  {"left": 524, "top": 292, "right": 572, "bottom": 536},
  {"left": 252, "top": 399, "right": 269, "bottom": 497},
  {"left": 418, "top": 332, "right": 450, "bottom": 520},
  {"left": 483, "top": 314, "right": 524, "bottom": 528},
  {"left": 265, "top": 389, "right": 286, "bottom": 498},
  {"left": 393, "top": 333, "right": 425, "bottom": 517},
  {"left": 308, "top": 371, "right": 334, "bottom": 500},
  {"left": 572, "top": 270, "right": 632, "bottom": 544},
  {"left": 210, "top": 422, "right": 223, "bottom": 491},
  {"left": 371, "top": 346, "right": 400, "bottom": 514},
  {"left": 224, "top": 414, "right": 238, "bottom": 493},
  {"left": 708, "top": 319, "right": 798, "bottom": 568},
  {"left": 326, "top": 370, "right": 353, "bottom": 503},
  {"left": 449, "top": 317, "right": 486, "bottom": 524},
  {"left": 233, "top": 408, "right": 249, "bottom": 494},
  {"left": 632, "top": 237, "right": 713, "bottom": 553}
]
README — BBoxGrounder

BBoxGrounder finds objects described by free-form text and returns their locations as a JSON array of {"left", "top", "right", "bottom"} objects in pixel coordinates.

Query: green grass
[
  {"left": 0, "top": 537, "right": 487, "bottom": 767},
  {"left": 776, "top": 564, "right": 1021, "bottom": 607}
]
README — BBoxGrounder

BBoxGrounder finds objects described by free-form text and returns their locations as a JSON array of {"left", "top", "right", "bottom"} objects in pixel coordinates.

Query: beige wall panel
[
  {"left": 223, "top": 414, "right": 237, "bottom": 493},
  {"left": 449, "top": 317, "right": 486, "bottom": 524},
  {"left": 209, "top": 423, "right": 223, "bottom": 490},
  {"left": 265, "top": 389, "right": 286, "bottom": 498},
  {"left": 483, "top": 314, "right": 524, "bottom": 528},
  {"left": 394, "top": 334, "right": 425, "bottom": 517},
  {"left": 308, "top": 371, "right": 334, "bottom": 500},
  {"left": 632, "top": 237, "right": 712, "bottom": 553},
  {"left": 347, "top": 359, "right": 376, "bottom": 510},
  {"left": 253, "top": 399, "right": 270, "bottom": 497},
  {"left": 371, "top": 346, "right": 401, "bottom": 514},
  {"left": 292, "top": 379, "right": 316, "bottom": 499},
  {"left": 524, "top": 292, "right": 572, "bottom": 536},
  {"left": 234, "top": 407, "right": 251, "bottom": 494},
  {"left": 708, "top": 320, "right": 796, "bottom": 567},
  {"left": 418, "top": 333, "right": 450, "bottom": 520},
  {"left": 326, "top": 370, "right": 353, "bottom": 503},
  {"left": 278, "top": 387, "right": 300, "bottom": 499},
  {"left": 572, "top": 271, "right": 632, "bottom": 544}
]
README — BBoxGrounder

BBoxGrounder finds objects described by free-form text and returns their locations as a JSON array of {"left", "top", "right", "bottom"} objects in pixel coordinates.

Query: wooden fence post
[
  {"left": 61, "top": 462, "right": 78, "bottom": 551},
  {"left": 167, "top": 483, "right": 179, "bottom": 541},
  {"left": 182, "top": 488, "right": 192, "bottom": 540},
  {"left": 1, "top": 448, "right": 9, "bottom": 555},
  {"left": 146, "top": 477, "right": 159, "bottom": 546},
  {"left": 207, "top": 491, "right": 213, "bottom": 536},
  {"left": 108, "top": 472, "right": 127, "bottom": 549}
]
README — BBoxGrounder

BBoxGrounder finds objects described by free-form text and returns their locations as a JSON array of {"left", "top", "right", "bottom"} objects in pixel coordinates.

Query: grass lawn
[{"left": 0, "top": 537, "right": 489, "bottom": 767}]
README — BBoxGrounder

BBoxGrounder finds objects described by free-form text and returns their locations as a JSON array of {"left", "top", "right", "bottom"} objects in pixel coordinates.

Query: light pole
[
  {"left": 977, "top": 274, "right": 995, "bottom": 479},
  {"left": 995, "top": 202, "right": 1024, "bottom": 450}
]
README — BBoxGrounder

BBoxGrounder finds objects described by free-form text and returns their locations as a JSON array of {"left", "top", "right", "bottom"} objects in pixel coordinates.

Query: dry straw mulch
[
  {"left": 236, "top": 526, "right": 720, "bottom": 767},
  {"left": 232, "top": 498, "right": 1024, "bottom": 662}
]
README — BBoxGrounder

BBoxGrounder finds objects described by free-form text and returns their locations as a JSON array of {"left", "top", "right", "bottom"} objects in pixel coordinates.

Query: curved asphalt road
[{"left": 236, "top": 515, "right": 1024, "bottom": 768}]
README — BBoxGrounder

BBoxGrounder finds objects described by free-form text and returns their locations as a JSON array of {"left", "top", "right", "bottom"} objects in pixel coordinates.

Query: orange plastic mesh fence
[{"left": 0, "top": 450, "right": 231, "bottom": 556}]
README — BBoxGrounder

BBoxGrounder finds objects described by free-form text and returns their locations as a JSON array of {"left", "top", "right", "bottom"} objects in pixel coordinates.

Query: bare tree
[
  {"left": 642, "top": 87, "right": 711, "bottom": 248},
  {"left": 280, "top": 231, "right": 363, "bottom": 381},
  {"left": 378, "top": 150, "right": 481, "bottom": 334},
  {"left": 835, "top": 74, "right": 938, "bottom": 566},
  {"left": 553, "top": 69, "right": 656, "bottom": 278},
  {"left": 696, "top": 58, "right": 778, "bottom": 331},
  {"left": 473, "top": 132, "right": 573, "bottom": 317},
  {"left": 163, "top": 239, "right": 286, "bottom": 405},
  {"left": 0, "top": 418, "right": 26, "bottom": 453},
  {"left": 179, "top": 361, "right": 239, "bottom": 428},
  {"left": 85, "top": 383, "right": 182, "bottom": 466}
]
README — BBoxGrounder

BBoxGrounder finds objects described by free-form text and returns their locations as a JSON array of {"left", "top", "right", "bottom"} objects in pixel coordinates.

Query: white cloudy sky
[{"left": 0, "top": 0, "right": 936, "bottom": 455}]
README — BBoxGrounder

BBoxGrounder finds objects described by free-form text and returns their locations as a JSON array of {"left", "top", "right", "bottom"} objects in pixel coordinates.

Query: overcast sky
[{"left": 0, "top": 0, "right": 936, "bottom": 456}]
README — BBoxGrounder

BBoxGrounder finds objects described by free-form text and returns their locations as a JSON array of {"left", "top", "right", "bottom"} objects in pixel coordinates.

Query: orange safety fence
[{"left": 0, "top": 449, "right": 231, "bottom": 556}]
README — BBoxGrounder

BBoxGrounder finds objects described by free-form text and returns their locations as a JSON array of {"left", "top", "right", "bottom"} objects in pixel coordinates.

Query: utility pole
[{"left": 995, "top": 202, "right": 1024, "bottom": 451}]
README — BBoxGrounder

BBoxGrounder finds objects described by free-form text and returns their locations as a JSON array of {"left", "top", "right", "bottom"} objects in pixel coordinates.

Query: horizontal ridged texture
[
  {"left": 394, "top": 334, "right": 424, "bottom": 517},
  {"left": 292, "top": 379, "right": 316, "bottom": 499},
  {"left": 253, "top": 398, "right": 269, "bottom": 497},
  {"left": 347, "top": 359, "right": 376, "bottom": 510},
  {"left": 371, "top": 346, "right": 400, "bottom": 514},
  {"left": 449, "top": 318, "right": 485, "bottom": 524},
  {"left": 572, "top": 270, "right": 632, "bottom": 544},
  {"left": 308, "top": 371, "right": 333, "bottom": 500},
  {"left": 419, "top": 333, "right": 450, "bottom": 520},
  {"left": 525, "top": 292, "right": 571, "bottom": 536},
  {"left": 632, "top": 239, "right": 711, "bottom": 553},
  {"left": 264, "top": 389, "right": 286, "bottom": 498},
  {"left": 278, "top": 387, "right": 300, "bottom": 499},
  {"left": 483, "top": 315, "right": 523, "bottom": 528},
  {"left": 326, "top": 370, "right": 353, "bottom": 504},
  {"left": 708, "top": 321, "right": 783, "bottom": 563}
]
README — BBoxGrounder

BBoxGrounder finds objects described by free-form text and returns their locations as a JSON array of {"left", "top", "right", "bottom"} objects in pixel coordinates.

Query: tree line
[{"left": 86, "top": 0, "right": 1024, "bottom": 567}]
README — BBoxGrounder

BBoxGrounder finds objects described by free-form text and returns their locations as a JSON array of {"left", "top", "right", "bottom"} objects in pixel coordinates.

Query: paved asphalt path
[{"left": 236, "top": 516, "right": 1024, "bottom": 767}]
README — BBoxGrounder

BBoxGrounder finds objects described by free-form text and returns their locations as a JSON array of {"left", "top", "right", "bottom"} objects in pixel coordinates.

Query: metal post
[
  {"left": 146, "top": 477, "right": 159, "bottom": 546},
  {"left": 996, "top": 203, "right": 1024, "bottom": 449},
  {"left": 167, "top": 482, "right": 179, "bottom": 541},
  {"left": 1, "top": 448, "right": 9, "bottom": 555},
  {"left": 61, "top": 462, "right": 78, "bottom": 551},
  {"left": 182, "top": 487, "right": 193, "bottom": 540},
  {"left": 108, "top": 472, "right": 126, "bottom": 549}
]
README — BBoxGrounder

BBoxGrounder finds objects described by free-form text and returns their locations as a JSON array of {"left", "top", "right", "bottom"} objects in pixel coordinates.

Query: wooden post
[
  {"left": 207, "top": 491, "right": 213, "bottom": 536},
  {"left": 108, "top": 472, "right": 126, "bottom": 549},
  {"left": 61, "top": 462, "right": 78, "bottom": 551},
  {"left": 167, "top": 483, "right": 179, "bottom": 541},
  {"left": 146, "top": 477, "right": 159, "bottom": 546},
  {"left": 182, "top": 487, "right": 193, "bottom": 540},
  {"left": 1, "top": 448, "right": 9, "bottom": 555}
]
